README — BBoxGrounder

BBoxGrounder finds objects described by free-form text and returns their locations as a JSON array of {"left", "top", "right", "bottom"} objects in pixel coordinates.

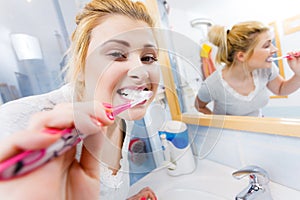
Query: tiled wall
[
  {"left": 188, "top": 124, "right": 300, "bottom": 191},
  {"left": 262, "top": 106, "right": 300, "bottom": 119}
]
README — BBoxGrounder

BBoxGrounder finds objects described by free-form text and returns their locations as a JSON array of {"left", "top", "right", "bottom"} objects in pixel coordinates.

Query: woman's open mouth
[{"left": 117, "top": 87, "right": 150, "bottom": 101}]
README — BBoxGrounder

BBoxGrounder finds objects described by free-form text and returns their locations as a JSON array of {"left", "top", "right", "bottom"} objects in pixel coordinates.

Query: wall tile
[{"left": 191, "top": 125, "right": 300, "bottom": 190}]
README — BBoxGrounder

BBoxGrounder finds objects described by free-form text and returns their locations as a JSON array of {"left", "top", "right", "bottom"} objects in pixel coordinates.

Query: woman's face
[
  {"left": 247, "top": 31, "right": 278, "bottom": 70},
  {"left": 84, "top": 15, "right": 159, "bottom": 120}
]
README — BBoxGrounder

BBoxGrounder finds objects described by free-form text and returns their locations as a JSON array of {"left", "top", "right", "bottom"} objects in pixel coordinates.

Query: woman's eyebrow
[
  {"left": 101, "top": 39, "right": 130, "bottom": 47},
  {"left": 264, "top": 39, "right": 272, "bottom": 45},
  {"left": 101, "top": 39, "right": 157, "bottom": 49},
  {"left": 144, "top": 44, "right": 157, "bottom": 49}
]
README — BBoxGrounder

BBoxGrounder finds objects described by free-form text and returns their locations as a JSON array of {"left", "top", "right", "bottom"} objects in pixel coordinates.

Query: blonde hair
[
  {"left": 208, "top": 21, "right": 269, "bottom": 66},
  {"left": 64, "top": 0, "right": 154, "bottom": 100}
]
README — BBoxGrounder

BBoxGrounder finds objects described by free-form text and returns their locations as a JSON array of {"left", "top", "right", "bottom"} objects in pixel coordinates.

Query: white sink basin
[
  {"left": 160, "top": 188, "right": 224, "bottom": 200},
  {"left": 129, "top": 159, "right": 238, "bottom": 199},
  {"left": 128, "top": 159, "right": 300, "bottom": 200}
]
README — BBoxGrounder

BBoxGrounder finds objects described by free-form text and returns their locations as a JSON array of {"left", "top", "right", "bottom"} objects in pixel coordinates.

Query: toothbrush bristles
[
  {"left": 269, "top": 55, "right": 291, "bottom": 62},
  {"left": 112, "top": 91, "right": 153, "bottom": 116},
  {"left": 130, "top": 91, "right": 153, "bottom": 107}
]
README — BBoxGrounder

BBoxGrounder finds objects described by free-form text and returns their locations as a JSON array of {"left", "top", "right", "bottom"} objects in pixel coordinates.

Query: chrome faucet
[{"left": 232, "top": 165, "right": 273, "bottom": 200}]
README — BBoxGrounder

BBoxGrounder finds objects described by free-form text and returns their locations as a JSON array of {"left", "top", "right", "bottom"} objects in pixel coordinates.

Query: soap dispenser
[{"left": 159, "top": 120, "right": 196, "bottom": 176}]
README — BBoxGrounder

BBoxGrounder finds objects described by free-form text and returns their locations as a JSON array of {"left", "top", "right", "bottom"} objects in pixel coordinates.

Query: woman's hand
[
  {"left": 268, "top": 51, "right": 300, "bottom": 96},
  {"left": 127, "top": 187, "right": 157, "bottom": 200},
  {"left": 194, "top": 97, "right": 212, "bottom": 114},
  {"left": 0, "top": 101, "right": 113, "bottom": 200},
  {"left": 287, "top": 51, "right": 300, "bottom": 76}
]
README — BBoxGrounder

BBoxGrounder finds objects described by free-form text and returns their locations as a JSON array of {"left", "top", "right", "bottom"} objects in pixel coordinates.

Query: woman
[
  {"left": 195, "top": 21, "right": 300, "bottom": 116},
  {"left": 0, "top": 0, "right": 158, "bottom": 199}
]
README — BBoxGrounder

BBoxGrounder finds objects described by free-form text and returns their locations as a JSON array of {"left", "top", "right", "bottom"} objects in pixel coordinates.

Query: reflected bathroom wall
[
  {"left": 0, "top": 0, "right": 78, "bottom": 103},
  {"left": 165, "top": 0, "right": 300, "bottom": 118}
]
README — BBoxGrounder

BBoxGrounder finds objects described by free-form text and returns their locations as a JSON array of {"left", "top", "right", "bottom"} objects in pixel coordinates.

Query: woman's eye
[
  {"left": 263, "top": 41, "right": 272, "bottom": 48},
  {"left": 141, "top": 55, "right": 158, "bottom": 64},
  {"left": 108, "top": 52, "right": 127, "bottom": 60}
]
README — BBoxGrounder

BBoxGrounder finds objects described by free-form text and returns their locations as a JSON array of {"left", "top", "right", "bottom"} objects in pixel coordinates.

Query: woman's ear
[{"left": 236, "top": 51, "right": 246, "bottom": 62}]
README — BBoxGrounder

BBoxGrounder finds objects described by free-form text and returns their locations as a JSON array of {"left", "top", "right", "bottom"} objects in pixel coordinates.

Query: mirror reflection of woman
[
  {"left": 195, "top": 21, "right": 300, "bottom": 116},
  {"left": 0, "top": 0, "right": 159, "bottom": 199}
]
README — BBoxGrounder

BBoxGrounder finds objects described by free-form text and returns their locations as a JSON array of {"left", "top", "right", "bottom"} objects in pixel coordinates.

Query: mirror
[{"left": 163, "top": 0, "right": 300, "bottom": 119}]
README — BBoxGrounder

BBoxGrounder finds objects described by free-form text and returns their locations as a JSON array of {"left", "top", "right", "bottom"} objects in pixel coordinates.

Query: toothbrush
[
  {"left": 0, "top": 90, "right": 153, "bottom": 180},
  {"left": 267, "top": 54, "right": 292, "bottom": 62},
  {"left": 112, "top": 90, "right": 152, "bottom": 116}
]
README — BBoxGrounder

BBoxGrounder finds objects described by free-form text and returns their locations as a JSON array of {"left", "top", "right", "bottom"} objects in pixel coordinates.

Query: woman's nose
[
  {"left": 271, "top": 43, "right": 278, "bottom": 53},
  {"left": 127, "top": 65, "right": 149, "bottom": 84}
]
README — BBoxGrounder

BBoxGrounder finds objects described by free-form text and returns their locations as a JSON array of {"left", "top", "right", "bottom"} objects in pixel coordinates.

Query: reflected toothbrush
[
  {"left": 267, "top": 54, "right": 292, "bottom": 62},
  {"left": 0, "top": 90, "right": 153, "bottom": 180}
]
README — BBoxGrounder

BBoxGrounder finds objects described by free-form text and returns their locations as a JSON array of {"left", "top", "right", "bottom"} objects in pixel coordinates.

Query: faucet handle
[{"left": 232, "top": 165, "right": 269, "bottom": 185}]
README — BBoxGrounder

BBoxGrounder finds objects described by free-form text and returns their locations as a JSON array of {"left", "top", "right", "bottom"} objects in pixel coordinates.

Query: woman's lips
[
  {"left": 117, "top": 87, "right": 150, "bottom": 101},
  {"left": 266, "top": 57, "right": 272, "bottom": 62},
  {"left": 138, "top": 99, "right": 147, "bottom": 105}
]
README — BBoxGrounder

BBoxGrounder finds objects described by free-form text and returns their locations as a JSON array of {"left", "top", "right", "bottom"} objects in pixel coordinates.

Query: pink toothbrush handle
[
  {"left": 0, "top": 128, "right": 83, "bottom": 180},
  {"left": 112, "top": 103, "right": 131, "bottom": 116}
]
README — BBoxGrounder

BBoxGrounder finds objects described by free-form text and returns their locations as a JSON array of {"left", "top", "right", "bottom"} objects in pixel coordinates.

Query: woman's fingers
[
  {"left": 0, "top": 130, "right": 61, "bottom": 162},
  {"left": 27, "top": 101, "right": 114, "bottom": 138},
  {"left": 287, "top": 51, "right": 300, "bottom": 75},
  {"left": 140, "top": 187, "right": 157, "bottom": 200},
  {"left": 77, "top": 102, "right": 110, "bottom": 178},
  {"left": 0, "top": 101, "right": 114, "bottom": 180},
  {"left": 73, "top": 101, "right": 114, "bottom": 126},
  {"left": 127, "top": 187, "right": 157, "bottom": 200},
  {"left": 293, "top": 51, "right": 300, "bottom": 58},
  {"left": 27, "top": 104, "right": 74, "bottom": 131}
]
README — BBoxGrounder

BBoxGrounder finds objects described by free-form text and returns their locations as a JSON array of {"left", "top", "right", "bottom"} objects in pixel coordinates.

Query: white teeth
[
  {"left": 119, "top": 88, "right": 145, "bottom": 100},
  {"left": 266, "top": 57, "right": 272, "bottom": 62}
]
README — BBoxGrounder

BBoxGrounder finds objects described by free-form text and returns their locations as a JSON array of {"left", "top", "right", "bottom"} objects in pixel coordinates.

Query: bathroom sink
[
  {"left": 129, "top": 159, "right": 238, "bottom": 199},
  {"left": 128, "top": 159, "right": 300, "bottom": 200},
  {"left": 160, "top": 188, "right": 224, "bottom": 200}
]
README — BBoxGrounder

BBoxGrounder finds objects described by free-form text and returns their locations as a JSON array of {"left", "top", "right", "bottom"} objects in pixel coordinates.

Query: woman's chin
[
  {"left": 118, "top": 107, "right": 147, "bottom": 121},
  {"left": 266, "top": 62, "right": 273, "bottom": 68}
]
